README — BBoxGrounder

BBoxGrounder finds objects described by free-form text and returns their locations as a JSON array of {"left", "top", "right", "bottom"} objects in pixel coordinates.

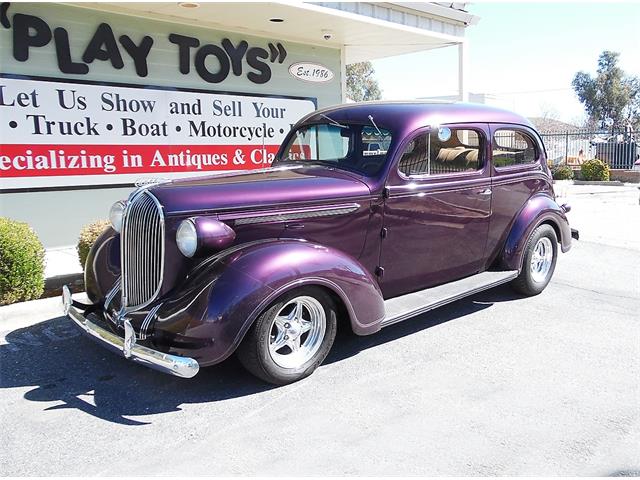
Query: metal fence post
[{"left": 564, "top": 131, "right": 569, "bottom": 165}]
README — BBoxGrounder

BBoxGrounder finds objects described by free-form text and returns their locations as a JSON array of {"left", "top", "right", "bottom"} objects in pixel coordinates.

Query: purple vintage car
[{"left": 64, "top": 101, "right": 578, "bottom": 384}]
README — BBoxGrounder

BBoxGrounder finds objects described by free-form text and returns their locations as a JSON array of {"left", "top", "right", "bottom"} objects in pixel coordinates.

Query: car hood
[{"left": 149, "top": 166, "right": 372, "bottom": 216}]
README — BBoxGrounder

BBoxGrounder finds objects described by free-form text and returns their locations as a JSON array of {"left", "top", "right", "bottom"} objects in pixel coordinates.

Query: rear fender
[
  {"left": 153, "top": 239, "right": 385, "bottom": 366},
  {"left": 501, "top": 194, "right": 572, "bottom": 271}
]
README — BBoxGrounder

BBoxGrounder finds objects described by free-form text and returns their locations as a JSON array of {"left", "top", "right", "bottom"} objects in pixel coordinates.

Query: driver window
[
  {"left": 287, "top": 124, "right": 349, "bottom": 161},
  {"left": 398, "top": 127, "right": 484, "bottom": 177}
]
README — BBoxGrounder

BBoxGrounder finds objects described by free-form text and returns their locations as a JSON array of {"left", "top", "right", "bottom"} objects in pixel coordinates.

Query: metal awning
[{"left": 73, "top": 2, "right": 478, "bottom": 64}]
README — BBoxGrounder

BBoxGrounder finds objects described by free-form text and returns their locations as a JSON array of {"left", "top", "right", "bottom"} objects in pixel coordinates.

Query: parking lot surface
[{"left": 1, "top": 184, "right": 639, "bottom": 476}]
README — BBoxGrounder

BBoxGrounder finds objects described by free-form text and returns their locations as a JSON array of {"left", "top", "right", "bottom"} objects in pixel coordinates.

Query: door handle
[
  {"left": 478, "top": 188, "right": 492, "bottom": 196},
  {"left": 285, "top": 223, "right": 305, "bottom": 230}
]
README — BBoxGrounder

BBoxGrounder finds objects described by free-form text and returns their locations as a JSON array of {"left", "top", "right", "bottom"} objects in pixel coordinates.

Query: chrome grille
[{"left": 121, "top": 190, "right": 164, "bottom": 310}]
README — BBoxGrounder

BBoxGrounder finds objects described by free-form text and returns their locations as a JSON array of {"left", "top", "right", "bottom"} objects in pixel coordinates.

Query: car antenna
[
  {"left": 368, "top": 114, "right": 383, "bottom": 137},
  {"left": 319, "top": 113, "right": 347, "bottom": 129}
]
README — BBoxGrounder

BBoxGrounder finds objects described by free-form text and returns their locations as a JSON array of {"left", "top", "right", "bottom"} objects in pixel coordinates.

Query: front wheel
[
  {"left": 511, "top": 224, "right": 558, "bottom": 296},
  {"left": 237, "top": 286, "right": 337, "bottom": 385}
]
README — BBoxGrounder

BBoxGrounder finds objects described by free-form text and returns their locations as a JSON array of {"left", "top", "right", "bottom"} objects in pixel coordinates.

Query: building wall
[{"left": 0, "top": 2, "right": 342, "bottom": 247}]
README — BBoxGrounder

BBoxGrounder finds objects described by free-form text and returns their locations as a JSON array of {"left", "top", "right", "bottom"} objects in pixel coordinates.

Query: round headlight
[
  {"left": 176, "top": 219, "right": 198, "bottom": 257},
  {"left": 109, "top": 201, "right": 126, "bottom": 233}
]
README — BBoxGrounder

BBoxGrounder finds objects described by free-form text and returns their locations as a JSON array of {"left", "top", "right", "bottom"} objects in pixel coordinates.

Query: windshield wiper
[{"left": 319, "top": 113, "right": 347, "bottom": 129}]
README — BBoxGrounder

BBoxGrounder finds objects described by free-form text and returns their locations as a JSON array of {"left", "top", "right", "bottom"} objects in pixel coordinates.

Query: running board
[{"left": 381, "top": 270, "right": 519, "bottom": 328}]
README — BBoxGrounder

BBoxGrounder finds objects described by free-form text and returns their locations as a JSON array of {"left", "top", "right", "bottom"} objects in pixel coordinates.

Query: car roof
[{"left": 299, "top": 101, "right": 535, "bottom": 132}]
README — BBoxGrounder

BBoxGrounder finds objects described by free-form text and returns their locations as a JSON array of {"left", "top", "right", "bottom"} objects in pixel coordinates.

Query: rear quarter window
[{"left": 493, "top": 129, "right": 538, "bottom": 167}]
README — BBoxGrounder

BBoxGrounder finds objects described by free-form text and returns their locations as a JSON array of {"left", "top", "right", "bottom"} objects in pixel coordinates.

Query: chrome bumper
[{"left": 67, "top": 301, "right": 200, "bottom": 379}]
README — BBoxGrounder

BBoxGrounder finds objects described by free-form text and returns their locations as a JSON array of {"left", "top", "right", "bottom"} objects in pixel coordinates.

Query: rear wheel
[
  {"left": 511, "top": 224, "right": 558, "bottom": 296},
  {"left": 237, "top": 286, "right": 337, "bottom": 385}
]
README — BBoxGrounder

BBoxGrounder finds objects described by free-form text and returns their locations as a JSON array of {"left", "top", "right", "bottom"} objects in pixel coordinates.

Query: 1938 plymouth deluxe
[{"left": 64, "top": 102, "right": 578, "bottom": 384}]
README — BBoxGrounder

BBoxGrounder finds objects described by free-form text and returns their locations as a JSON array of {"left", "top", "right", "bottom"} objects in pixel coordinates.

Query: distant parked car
[{"left": 64, "top": 102, "right": 577, "bottom": 384}]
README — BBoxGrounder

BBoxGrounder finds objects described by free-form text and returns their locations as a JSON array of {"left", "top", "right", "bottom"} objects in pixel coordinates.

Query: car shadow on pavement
[
  {"left": 325, "top": 284, "right": 522, "bottom": 365},
  {"left": 0, "top": 285, "right": 524, "bottom": 425}
]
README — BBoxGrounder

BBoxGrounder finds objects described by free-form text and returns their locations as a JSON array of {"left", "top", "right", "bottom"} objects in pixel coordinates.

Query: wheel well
[
  {"left": 315, "top": 285, "right": 354, "bottom": 334},
  {"left": 539, "top": 219, "right": 561, "bottom": 243},
  {"left": 493, "top": 217, "right": 563, "bottom": 272}
]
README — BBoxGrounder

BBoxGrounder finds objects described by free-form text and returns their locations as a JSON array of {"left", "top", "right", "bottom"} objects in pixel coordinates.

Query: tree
[
  {"left": 346, "top": 62, "right": 382, "bottom": 102},
  {"left": 572, "top": 51, "right": 639, "bottom": 130}
]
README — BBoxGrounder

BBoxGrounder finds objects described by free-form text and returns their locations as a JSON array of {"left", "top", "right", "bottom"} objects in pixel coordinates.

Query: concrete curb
[
  {"left": 0, "top": 292, "right": 88, "bottom": 330},
  {"left": 572, "top": 180, "right": 625, "bottom": 186},
  {"left": 554, "top": 180, "right": 626, "bottom": 186},
  {"left": 44, "top": 273, "right": 84, "bottom": 298}
]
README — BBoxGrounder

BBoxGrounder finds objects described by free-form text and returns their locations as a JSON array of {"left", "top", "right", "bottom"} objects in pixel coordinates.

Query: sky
[{"left": 371, "top": 1, "right": 640, "bottom": 124}]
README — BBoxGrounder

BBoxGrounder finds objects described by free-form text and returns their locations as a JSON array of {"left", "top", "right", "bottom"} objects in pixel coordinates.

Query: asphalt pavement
[{"left": 1, "top": 184, "right": 639, "bottom": 476}]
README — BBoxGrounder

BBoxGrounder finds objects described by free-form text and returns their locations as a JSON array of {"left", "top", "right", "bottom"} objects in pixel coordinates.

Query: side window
[
  {"left": 398, "top": 127, "right": 483, "bottom": 177},
  {"left": 493, "top": 129, "right": 537, "bottom": 167},
  {"left": 287, "top": 124, "right": 350, "bottom": 161}
]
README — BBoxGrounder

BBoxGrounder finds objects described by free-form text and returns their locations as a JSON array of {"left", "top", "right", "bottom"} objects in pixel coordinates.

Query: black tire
[
  {"left": 237, "top": 286, "right": 337, "bottom": 385},
  {"left": 511, "top": 224, "right": 558, "bottom": 296}
]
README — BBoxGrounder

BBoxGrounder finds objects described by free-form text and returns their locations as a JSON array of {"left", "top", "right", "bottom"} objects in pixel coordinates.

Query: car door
[
  {"left": 379, "top": 124, "right": 492, "bottom": 299},
  {"left": 484, "top": 124, "right": 550, "bottom": 265}
]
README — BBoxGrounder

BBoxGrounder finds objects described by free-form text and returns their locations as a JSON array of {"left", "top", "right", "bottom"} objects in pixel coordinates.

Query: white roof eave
[{"left": 69, "top": 1, "right": 471, "bottom": 63}]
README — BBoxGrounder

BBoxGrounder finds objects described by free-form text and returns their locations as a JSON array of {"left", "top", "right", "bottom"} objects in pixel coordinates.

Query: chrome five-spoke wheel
[
  {"left": 237, "top": 286, "right": 337, "bottom": 385},
  {"left": 530, "top": 237, "right": 553, "bottom": 283},
  {"left": 268, "top": 296, "right": 326, "bottom": 369}
]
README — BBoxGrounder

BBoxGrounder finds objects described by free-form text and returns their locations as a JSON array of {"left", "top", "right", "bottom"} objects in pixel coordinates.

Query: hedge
[
  {"left": 77, "top": 220, "right": 110, "bottom": 271},
  {"left": 580, "top": 158, "right": 610, "bottom": 181},
  {"left": 0, "top": 218, "right": 45, "bottom": 305},
  {"left": 551, "top": 164, "right": 574, "bottom": 180}
]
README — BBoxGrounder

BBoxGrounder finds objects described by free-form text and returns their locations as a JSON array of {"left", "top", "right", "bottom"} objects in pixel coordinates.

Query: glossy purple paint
[
  {"left": 192, "top": 216, "right": 236, "bottom": 253},
  {"left": 501, "top": 194, "right": 572, "bottom": 271},
  {"left": 150, "top": 166, "right": 372, "bottom": 216},
  {"left": 123, "top": 239, "right": 384, "bottom": 366},
  {"left": 81, "top": 101, "right": 574, "bottom": 371}
]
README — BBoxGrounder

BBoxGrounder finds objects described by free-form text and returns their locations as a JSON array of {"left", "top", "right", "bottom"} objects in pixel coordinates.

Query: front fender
[
  {"left": 84, "top": 227, "right": 120, "bottom": 305},
  {"left": 153, "top": 239, "right": 385, "bottom": 366},
  {"left": 501, "top": 194, "right": 572, "bottom": 271}
]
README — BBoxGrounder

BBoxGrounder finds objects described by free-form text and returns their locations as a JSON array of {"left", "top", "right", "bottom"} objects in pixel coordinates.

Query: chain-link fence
[{"left": 540, "top": 130, "right": 639, "bottom": 169}]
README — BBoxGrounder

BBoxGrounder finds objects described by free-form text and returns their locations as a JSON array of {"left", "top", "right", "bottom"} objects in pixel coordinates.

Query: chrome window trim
[{"left": 396, "top": 126, "right": 487, "bottom": 181}]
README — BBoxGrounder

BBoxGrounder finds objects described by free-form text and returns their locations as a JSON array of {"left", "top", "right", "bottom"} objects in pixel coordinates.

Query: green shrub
[
  {"left": 0, "top": 218, "right": 45, "bottom": 305},
  {"left": 77, "top": 220, "right": 110, "bottom": 271},
  {"left": 580, "top": 158, "right": 610, "bottom": 181},
  {"left": 552, "top": 164, "right": 574, "bottom": 180}
]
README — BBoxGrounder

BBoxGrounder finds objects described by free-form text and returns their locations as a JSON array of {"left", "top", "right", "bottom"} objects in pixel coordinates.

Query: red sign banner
[
  {"left": 0, "top": 76, "right": 315, "bottom": 189},
  {"left": 0, "top": 144, "right": 281, "bottom": 177}
]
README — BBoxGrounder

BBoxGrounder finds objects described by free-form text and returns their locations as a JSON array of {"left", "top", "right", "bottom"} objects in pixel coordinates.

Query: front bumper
[{"left": 65, "top": 289, "right": 199, "bottom": 379}]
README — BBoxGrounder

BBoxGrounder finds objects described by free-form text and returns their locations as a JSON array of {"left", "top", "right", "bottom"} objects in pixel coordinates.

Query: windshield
[{"left": 276, "top": 122, "right": 393, "bottom": 176}]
